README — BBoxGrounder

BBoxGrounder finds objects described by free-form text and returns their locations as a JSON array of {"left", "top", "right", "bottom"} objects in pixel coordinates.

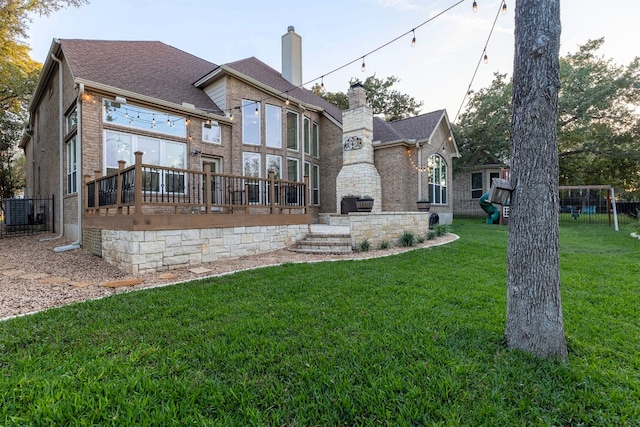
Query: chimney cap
[
  {"left": 350, "top": 82, "right": 364, "bottom": 89},
  {"left": 287, "top": 26, "right": 295, "bottom": 32}
]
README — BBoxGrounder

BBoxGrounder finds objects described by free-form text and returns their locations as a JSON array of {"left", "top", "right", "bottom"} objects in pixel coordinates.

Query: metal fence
[{"left": 0, "top": 195, "right": 55, "bottom": 238}]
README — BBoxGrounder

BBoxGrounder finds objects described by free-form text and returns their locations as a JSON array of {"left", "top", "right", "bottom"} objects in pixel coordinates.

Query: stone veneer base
[{"left": 96, "top": 225, "right": 309, "bottom": 274}]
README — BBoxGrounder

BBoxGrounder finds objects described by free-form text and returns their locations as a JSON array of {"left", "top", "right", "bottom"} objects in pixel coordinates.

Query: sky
[{"left": 25, "top": 0, "right": 640, "bottom": 123}]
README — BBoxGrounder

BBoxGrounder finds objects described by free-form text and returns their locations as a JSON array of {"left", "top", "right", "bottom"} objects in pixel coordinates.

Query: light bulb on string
[
  {"left": 229, "top": 111, "right": 234, "bottom": 121},
  {"left": 361, "top": 57, "right": 366, "bottom": 72},
  {"left": 483, "top": 52, "right": 489, "bottom": 63},
  {"left": 254, "top": 105, "right": 259, "bottom": 115},
  {"left": 502, "top": 2, "right": 507, "bottom": 14},
  {"left": 411, "top": 29, "right": 416, "bottom": 47},
  {"left": 472, "top": 1, "right": 477, "bottom": 12},
  {"left": 320, "top": 76, "right": 325, "bottom": 90}
]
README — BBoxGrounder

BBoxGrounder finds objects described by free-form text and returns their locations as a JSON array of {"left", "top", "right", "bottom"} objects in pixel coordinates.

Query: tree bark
[{"left": 506, "top": 0, "right": 567, "bottom": 360}]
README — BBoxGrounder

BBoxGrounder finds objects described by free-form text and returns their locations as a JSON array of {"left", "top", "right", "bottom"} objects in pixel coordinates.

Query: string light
[
  {"left": 411, "top": 29, "right": 416, "bottom": 47},
  {"left": 221, "top": 0, "right": 465, "bottom": 120},
  {"left": 320, "top": 76, "right": 325, "bottom": 90},
  {"left": 483, "top": 51, "right": 489, "bottom": 63},
  {"left": 255, "top": 106, "right": 259, "bottom": 115},
  {"left": 502, "top": 1, "right": 507, "bottom": 14},
  {"left": 454, "top": 0, "right": 506, "bottom": 122},
  {"left": 472, "top": 1, "right": 478, "bottom": 12}
]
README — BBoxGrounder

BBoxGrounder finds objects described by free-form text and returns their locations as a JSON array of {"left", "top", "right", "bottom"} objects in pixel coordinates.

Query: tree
[
  {"left": 506, "top": 0, "right": 567, "bottom": 359},
  {"left": 0, "top": 0, "right": 88, "bottom": 197},
  {"left": 455, "top": 39, "right": 640, "bottom": 194},
  {"left": 312, "top": 75, "right": 423, "bottom": 121}
]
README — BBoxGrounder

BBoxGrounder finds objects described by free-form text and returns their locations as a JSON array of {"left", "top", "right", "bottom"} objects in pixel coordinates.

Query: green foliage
[
  {"left": 427, "top": 230, "right": 437, "bottom": 240},
  {"left": 314, "top": 75, "right": 423, "bottom": 121},
  {"left": 455, "top": 38, "right": 640, "bottom": 195},
  {"left": 398, "top": 230, "right": 415, "bottom": 247},
  {"left": 0, "top": 1, "right": 88, "bottom": 197},
  {"left": 379, "top": 240, "right": 390, "bottom": 249},
  {"left": 1, "top": 220, "right": 639, "bottom": 424},
  {"left": 358, "top": 239, "right": 370, "bottom": 252},
  {"left": 434, "top": 224, "right": 450, "bottom": 236}
]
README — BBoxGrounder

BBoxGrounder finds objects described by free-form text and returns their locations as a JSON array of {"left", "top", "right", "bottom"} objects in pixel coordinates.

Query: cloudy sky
[{"left": 25, "top": 0, "right": 640, "bottom": 122}]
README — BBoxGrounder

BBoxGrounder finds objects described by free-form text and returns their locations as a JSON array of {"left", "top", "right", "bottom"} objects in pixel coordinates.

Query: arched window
[{"left": 428, "top": 154, "right": 448, "bottom": 204}]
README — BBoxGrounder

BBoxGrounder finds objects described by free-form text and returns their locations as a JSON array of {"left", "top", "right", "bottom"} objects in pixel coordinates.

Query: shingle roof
[
  {"left": 60, "top": 39, "right": 222, "bottom": 114},
  {"left": 373, "top": 110, "right": 446, "bottom": 143},
  {"left": 224, "top": 57, "right": 343, "bottom": 124}
]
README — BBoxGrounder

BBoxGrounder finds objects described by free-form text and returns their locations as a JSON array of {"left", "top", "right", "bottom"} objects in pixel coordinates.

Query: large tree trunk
[{"left": 506, "top": 0, "right": 567, "bottom": 360}]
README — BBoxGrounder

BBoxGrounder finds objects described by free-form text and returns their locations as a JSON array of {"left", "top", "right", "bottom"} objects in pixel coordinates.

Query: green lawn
[{"left": 1, "top": 219, "right": 639, "bottom": 426}]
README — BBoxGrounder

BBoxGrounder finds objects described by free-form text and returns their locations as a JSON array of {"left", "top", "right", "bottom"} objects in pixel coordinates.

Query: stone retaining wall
[{"left": 94, "top": 225, "right": 309, "bottom": 274}]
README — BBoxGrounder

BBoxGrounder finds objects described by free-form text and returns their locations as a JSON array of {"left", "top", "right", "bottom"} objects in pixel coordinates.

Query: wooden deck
[{"left": 83, "top": 151, "right": 310, "bottom": 231}]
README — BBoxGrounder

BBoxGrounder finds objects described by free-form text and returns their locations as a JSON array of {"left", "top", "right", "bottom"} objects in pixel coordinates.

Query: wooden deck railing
[{"left": 83, "top": 151, "right": 310, "bottom": 231}]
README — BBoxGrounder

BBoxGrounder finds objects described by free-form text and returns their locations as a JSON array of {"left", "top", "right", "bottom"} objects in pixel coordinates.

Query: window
[
  {"left": 266, "top": 105, "right": 282, "bottom": 148},
  {"left": 303, "top": 117, "right": 311, "bottom": 154},
  {"left": 286, "top": 111, "right": 298, "bottom": 150},
  {"left": 312, "top": 122, "right": 319, "bottom": 157},
  {"left": 313, "top": 164, "right": 320, "bottom": 205},
  {"left": 65, "top": 107, "right": 77, "bottom": 135},
  {"left": 202, "top": 122, "right": 221, "bottom": 144},
  {"left": 66, "top": 136, "right": 77, "bottom": 194},
  {"left": 287, "top": 158, "right": 299, "bottom": 181},
  {"left": 427, "top": 154, "right": 448, "bottom": 204},
  {"left": 103, "top": 99, "right": 186, "bottom": 138},
  {"left": 266, "top": 155, "right": 282, "bottom": 179},
  {"left": 242, "top": 100, "right": 260, "bottom": 145},
  {"left": 304, "top": 161, "right": 311, "bottom": 204},
  {"left": 104, "top": 130, "right": 186, "bottom": 180},
  {"left": 243, "top": 152, "right": 261, "bottom": 203},
  {"left": 471, "top": 172, "right": 483, "bottom": 199}
]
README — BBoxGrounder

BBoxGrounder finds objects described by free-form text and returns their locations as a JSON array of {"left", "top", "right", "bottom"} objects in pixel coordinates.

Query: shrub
[
  {"left": 427, "top": 230, "right": 437, "bottom": 240},
  {"left": 359, "top": 239, "right": 371, "bottom": 252},
  {"left": 435, "top": 224, "right": 450, "bottom": 236},
  {"left": 379, "top": 240, "right": 390, "bottom": 249},
  {"left": 399, "top": 231, "right": 415, "bottom": 247}
]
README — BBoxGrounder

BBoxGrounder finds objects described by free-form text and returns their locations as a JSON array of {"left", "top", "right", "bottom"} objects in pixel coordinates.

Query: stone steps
[{"left": 290, "top": 232, "right": 353, "bottom": 255}]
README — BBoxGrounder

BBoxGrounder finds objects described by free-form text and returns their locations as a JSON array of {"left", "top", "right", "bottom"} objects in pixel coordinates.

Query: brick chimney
[{"left": 282, "top": 26, "right": 302, "bottom": 86}]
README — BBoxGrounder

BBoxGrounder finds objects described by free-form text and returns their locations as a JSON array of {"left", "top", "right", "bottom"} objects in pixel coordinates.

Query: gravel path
[{"left": 1, "top": 233, "right": 457, "bottom": 320}]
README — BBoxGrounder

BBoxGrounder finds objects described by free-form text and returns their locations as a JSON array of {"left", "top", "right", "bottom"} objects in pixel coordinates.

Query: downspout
[
  {"left": 54, "top": 83, "right": 83, "bottom": 253},
  {"left": 42, "top": 51, "right": 65, "bottom": 242},
  {"left": 416, "top": 140, "right": 423, "bottom": 200}
]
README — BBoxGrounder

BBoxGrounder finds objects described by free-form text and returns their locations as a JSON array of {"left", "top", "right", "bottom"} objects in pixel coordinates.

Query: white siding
[{"left": 204, "top": 77, "right": 227, "bottom": 113}]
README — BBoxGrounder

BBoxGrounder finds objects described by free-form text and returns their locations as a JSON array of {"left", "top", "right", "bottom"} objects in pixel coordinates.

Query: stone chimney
[
  {"left": 282, "top": 26, "right": 302, "bottom": 86},
  {"left": 335, "top": 83, "right": 382, "bottom": 213}
]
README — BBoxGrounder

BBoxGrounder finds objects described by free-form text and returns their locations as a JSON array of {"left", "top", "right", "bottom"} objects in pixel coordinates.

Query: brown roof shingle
[
  {"left": 60, "top": 39, "right": 222, "bottom": 114},
  {"left": 373, "top": 110, "right": 445, "bottom": 143},
  {"left": 225, "top": 57, "right": 343, "bottom": 123}
]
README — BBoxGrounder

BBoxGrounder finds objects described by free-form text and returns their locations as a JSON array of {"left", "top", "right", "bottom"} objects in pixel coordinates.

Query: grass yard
[{"left": 1, "top": 219, "right": 639, "bottom": 425}]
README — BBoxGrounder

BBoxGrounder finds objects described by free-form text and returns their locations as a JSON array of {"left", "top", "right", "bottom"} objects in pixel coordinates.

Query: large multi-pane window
[
  {"left": 103, "top": 99, "right": 186, "bottom": 138},
  {"left": 427, "top": 154, "right": 448, "bottom": 204},
  {"left": 104, "top": 130, "right": 186, "bottom": 178},
  {"left": 312, "top": 122, "right": 319, "bottom": 157},
  {"left": 303, "top": 117, "right": 311, "bottom": 154},
  {"left": 286, "top": 111, "right": 298, "bottom": 150},
  {"left": 266, "top": 105, "right": 282, "bottom": 148},
  {"left": 66, "top": 136, "right": 77, "bottom": 194},
  {"left": 242, "top": 99, "right": 260, "bottom": 145}
]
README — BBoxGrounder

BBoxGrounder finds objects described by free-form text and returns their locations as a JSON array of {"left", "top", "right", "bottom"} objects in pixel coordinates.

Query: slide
[{"left": 479, "top": 192, "right": 500, "bottom": 224}]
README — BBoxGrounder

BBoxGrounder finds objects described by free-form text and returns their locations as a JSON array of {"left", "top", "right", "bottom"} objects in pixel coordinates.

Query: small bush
[
  {"left": 434, "top": 224, "right": 450, "bottom": 236},
  {"left": 427, "top": 230, "right": 437, "bottom": 240},
  {"left": 399, "top": 231, "right": 415, "bottom": 247},
  {"left": 359, "top": 239, "right": 371, "bottom": 252},
  {"left": 416, "top": 235, "right": 425, "bottom": 244},
  {"left": 379, "top": 240, "right": 390, "bottom": 249}
]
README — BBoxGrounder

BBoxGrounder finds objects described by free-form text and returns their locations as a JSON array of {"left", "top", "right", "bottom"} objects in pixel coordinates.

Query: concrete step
[{"left": 290, "top": 232, "right": 353, "bottom": 255}]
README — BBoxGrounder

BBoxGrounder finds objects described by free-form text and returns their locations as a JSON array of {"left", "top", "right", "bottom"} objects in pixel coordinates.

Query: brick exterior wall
[{"left": 451, "top": 166, "right": 503, "bottom": 216}]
